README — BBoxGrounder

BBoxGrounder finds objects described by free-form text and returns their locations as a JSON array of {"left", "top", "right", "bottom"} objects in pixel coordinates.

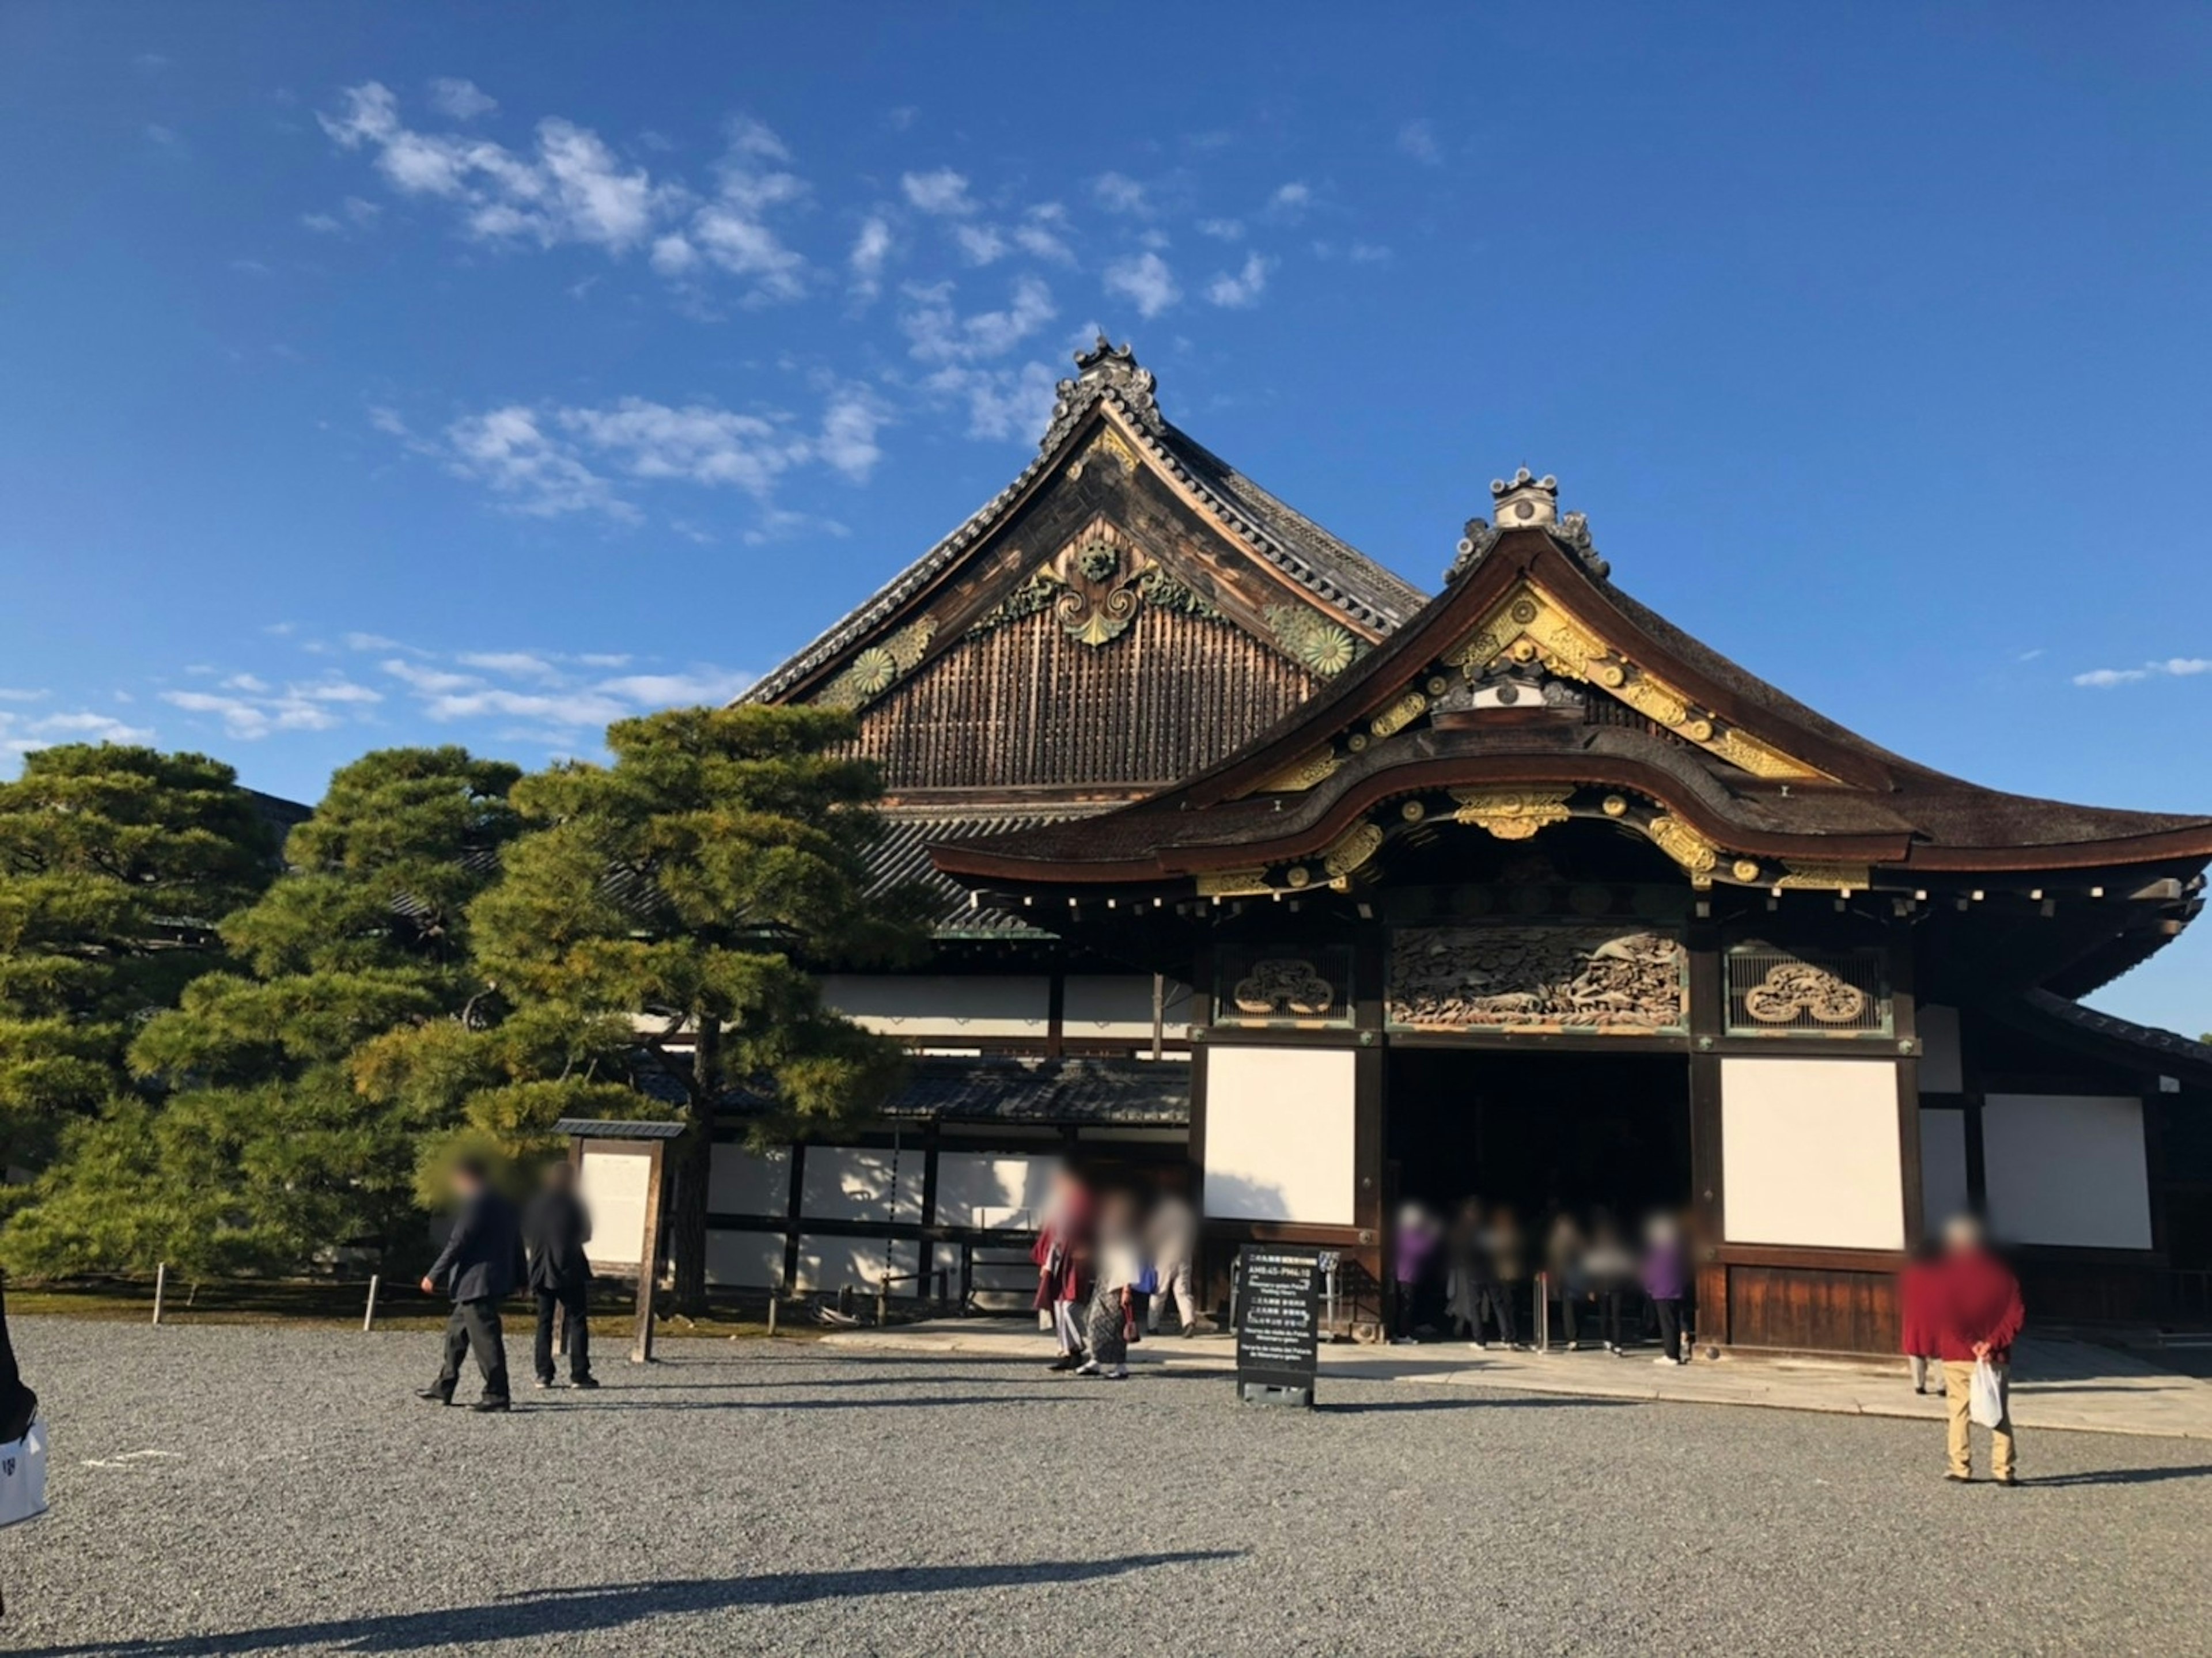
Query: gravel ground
[{"left": 2, "top": 1318, "right": 2209, "bottom": 1657}]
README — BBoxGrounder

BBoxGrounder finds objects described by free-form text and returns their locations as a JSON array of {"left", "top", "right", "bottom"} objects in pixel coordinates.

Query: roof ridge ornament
[
  {"left": 1445, "top": 466, "right": 1607, "bottom": 582},
  {"left": 1044, "top": 334, "right": 1163, "bottom": 450}
]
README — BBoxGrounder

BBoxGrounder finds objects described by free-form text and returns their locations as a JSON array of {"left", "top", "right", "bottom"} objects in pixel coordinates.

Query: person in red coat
[
  {"left": 1897, "top": 1240, "right": 1947, "bottom": 1396},
  {"left": 1032, "top": 1164, "right": 1094, "bottom": 1374},
  {"left": 1932, "top": 1214, "right": 2025, "bottom": 1485}
]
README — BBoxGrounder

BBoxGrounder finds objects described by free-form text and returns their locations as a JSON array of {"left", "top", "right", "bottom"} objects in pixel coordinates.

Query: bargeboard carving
[{"left": 1388, "top": 925, "right": 1687, "bottom": 1031}]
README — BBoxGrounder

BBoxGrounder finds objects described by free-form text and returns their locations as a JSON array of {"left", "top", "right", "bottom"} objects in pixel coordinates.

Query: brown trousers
[{"left": 1941, "top": 1360, "right": 2016, "bottom": 1479}]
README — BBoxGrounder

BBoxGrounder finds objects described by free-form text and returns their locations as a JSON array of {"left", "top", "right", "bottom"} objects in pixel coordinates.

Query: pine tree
[
  {"left": 0, "top": 745, "right": 274, "bottom": 1173},
  {"left": 467, "top": 705, "right": 925, "bottom": 1312},
  {"left": 2, "top": 748, "right": 520, "bottom": 1276}
]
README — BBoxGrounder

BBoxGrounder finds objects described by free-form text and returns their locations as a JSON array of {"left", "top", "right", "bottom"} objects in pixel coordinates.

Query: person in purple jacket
[
  {"left": 1641, "top": 1212, "right": 1690, "bottom": 1366},
  {"left": 1391, "top": 1201, "right": 1442, "bottom": 1344}
]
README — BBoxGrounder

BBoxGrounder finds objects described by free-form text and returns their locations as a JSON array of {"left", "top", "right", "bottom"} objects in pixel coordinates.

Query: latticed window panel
[{"left": 1725, "top": 945, "right": 1891, "bottom": 1036}]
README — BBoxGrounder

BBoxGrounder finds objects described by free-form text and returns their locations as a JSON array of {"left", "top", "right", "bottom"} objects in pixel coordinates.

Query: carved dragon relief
[{"left": 1388, "top": 925, "right": 1688, "bottom": 1031}]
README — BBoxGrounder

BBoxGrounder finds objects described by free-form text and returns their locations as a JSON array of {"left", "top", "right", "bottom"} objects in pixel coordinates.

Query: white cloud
[
  {"left": 317, "top": 82, "right": 807, "bottom": 302},
  {"left": 900, "top": 276, "right": 1057, "bottom": 365},
  {"left": 377, "top": 648, "right": 754, "bottom": 732},
  {"left": 817, "top": 389, "right": 888, "bottom": 482},
  {"left": 382, "top": 382, "right": 885, "bottom": 517},
  {"left": 1195, "top": 218, "right": 1244, "bottom": 241},
  {"left": 1012, "top": 207, "right": 1075, "bottom": 264},
  {"left": 953, "top": 223, "right": 1007, "bottom": 265},
  {"left": 1268, "top": 181, "right": 1312, "bottom": 219},
  {"left": 144, "top": 124, "right": 179, "bottom": 147},
  {"left": 444, "top": 405, "right": 627, "bottom": 519},
  {"left": 0, "top": 703, "right": 157, "bottom": 760},
  {"left": 1092, "top": 172, "right": 1149, "bottom": 215},
  {"left": 902, "top": 168, "right": 975, "bottom": 215},
  {"left": 2073, "top": 657, "right": 2212, "bottom": 688},
  {"left": 427, "top": 77, "right": 498, "bottom": 121},
  {"left": 1206, "top": 252, "right": 1272, "bottom": 308},
  {"left": 159, "top": 675, "right": 382, "bottom": 741},
  {"left": 1103, "top": 251, "right": 1180, "bottom": 318},
  {"left": 849, "top": 215, "right": 893, "bottom": 295},
  {"left": 925, "top": 361, "right": 1059, "bottom": 443},
  {"left": 1396, "top": 119, "right": 1441, "bottom": 164}
]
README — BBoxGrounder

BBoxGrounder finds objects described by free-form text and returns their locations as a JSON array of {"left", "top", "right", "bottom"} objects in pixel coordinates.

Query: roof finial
[
  {"left": 1045, "top": 336, "right": 1162, "bottom": 448},
  {"left": 1446, "top": 466, "right": 1607, "bottom": 582}
]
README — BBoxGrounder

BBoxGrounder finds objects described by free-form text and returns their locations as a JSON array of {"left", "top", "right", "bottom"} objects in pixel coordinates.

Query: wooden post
[
  {"left": 631, "top": 1139, "right": 668, "bottom": 1364},
  {"left": 150, "top": 1262, "right": 168, "bottom": 1326},
  {"left": 766, "top": 1292, "right": 778, "bottom": 1337},
  {"left": 1151, "top": 972, "right": 1166, "bottom": 1061},
  {"left": 876, "top": 1275, "right": 888, "bottom": 1328},
  {"left": 362, "top": 1274, "right": 380, "bottom": 1332}
]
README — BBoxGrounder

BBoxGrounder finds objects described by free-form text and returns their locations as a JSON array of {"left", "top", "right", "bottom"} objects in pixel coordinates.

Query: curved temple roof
[{"left": 937, "top": 472, "right": 2212, "bottom": 894}]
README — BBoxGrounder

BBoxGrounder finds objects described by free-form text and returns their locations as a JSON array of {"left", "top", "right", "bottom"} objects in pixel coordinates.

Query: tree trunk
[{"left": 669, "top": 1013, "right": 722, "bottom": 1315}]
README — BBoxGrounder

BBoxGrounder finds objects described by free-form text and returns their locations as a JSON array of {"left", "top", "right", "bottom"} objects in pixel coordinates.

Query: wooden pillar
[
  {"left": 631, "top": 1139, "right": 668, "bottom": 1364},
  {"left": 1686, "top": 919, "right": 1729, "bottom": 1345},
  {"left": 1891, "top": 931, "right": 1926, "bottom": 1249}
]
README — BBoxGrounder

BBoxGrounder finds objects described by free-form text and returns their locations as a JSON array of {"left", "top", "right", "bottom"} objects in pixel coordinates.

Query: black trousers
[
  {"left": 1552, "top": 1284, "right": 1579, "bottom": 1345},
  {"left": 1478, "top": 1282, "right": 1518, "bottom": 1345},
  {"left": 435, "top": 1297, "right": 511, "bottom": 1399},
  {"left": 1600, "top": 1289, "right": 1626, "bottom": 1349},
  {"left": 533, "top": 1284, "right": 593, "bottom": 1382},
  {"left": 1654, "top": 1297, "right": 1684, "bottom": 1363}
]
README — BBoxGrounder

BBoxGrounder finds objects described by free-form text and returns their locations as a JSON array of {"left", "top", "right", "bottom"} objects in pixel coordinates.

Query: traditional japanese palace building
[{"left": 702, "top": 338, "right": 2212, "bottom": 1352}]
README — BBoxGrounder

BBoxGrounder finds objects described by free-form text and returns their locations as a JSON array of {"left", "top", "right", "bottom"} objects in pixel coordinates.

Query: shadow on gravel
[
  {"left": 2022, "top": 1463, "right": 2212, "bottom": 1488},
  {"left": 17, "top": 1553, "right": 1244, "bottom": 1655},
  {"left": 1317, "top": 1395, "right": 1643, "bottom": 1414},
  {"left": 536, "top": 1391, "right": 1074, "bottom": 1413}
]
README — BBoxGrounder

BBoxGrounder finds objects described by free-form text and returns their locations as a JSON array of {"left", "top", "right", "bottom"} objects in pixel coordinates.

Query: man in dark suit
[
  {"left": 524, "top": 1160, "right": 600, "bottom": 1390},
  {"left": 415, "top": 1156, "right": 526, "bottom": 1413}
]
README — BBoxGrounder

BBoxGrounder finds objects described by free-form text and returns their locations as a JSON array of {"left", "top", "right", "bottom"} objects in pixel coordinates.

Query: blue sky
[{"left": 3, "top": 4, "right": 2210, "bottom": 1027}]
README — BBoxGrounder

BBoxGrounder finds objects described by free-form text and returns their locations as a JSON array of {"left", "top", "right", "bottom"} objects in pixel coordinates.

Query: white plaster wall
[
  {"left": 1983, "top": 1094, "right": 2152, "bottom": 1249},
  {"left": 933, "top": 1151, "right": 1055, "bottom": 1230},
  {"left": 793, "top": 1235, "right": 921, "bottom": 1296},
  {"left": 818, "top": 974, "right": 1050, "bottom": 1038},
  {"left": 1918, "top": 1004, "right": 1964, "bottom": 1095},
  {"left": 703, "top": 1229, "right": 787, "bottom": 1290},
  {"left": 800, "top": 1145, "right": 925, "bottom": 1226},
  {"left": 1062, "top": 976, "right": 1194, "bottom": 1041},
  {"left": 1201, "top": 1046, "right": 1357, "bottom": 1226},
  {"left": 1919, "top": 1107, "right": 1970, "bottom": 1235},
  {"left": 577, "top": 1148, "right": 653, "bottom": 1270},
  {"left": 1721, "top": 1057, "right": 1906, "bottom": 1250},
  {"left": 708, "top": 1143, "right": 791, "bottom": 1218}
]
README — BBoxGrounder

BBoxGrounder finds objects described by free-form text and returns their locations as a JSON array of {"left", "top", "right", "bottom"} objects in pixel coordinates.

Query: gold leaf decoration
[
  {"left": 1196, "top": 867, "right": 1274, "bottom": 897},
  {"left": 1259, "top": 749, "right": 1341, "bottom": 793},
  {"left": 1774, "top": 861, "right": 1873, "bottom": 891},
  {"left": 1450, "top": 786, "right": 1574, "bottom": 840},
  {"left": 1369, "top": 691, "right": 1429, "bottom": 739},
  {"left": 1323, "top": 820, "right": 1385, "bottom": 878},
  {"left": 1647, "top": 815, "right": 1720, "bottom": 876}
]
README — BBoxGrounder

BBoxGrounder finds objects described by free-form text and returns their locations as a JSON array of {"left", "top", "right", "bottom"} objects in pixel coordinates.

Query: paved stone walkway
[{"left": 825, "top": 1319, "right": 2212, "bottom": 1439}]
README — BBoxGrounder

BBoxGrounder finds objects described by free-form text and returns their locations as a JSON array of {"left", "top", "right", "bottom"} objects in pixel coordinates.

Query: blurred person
[
  {"left": 1641, "top": 1212, "right": 1690, "bottom": 1367},
  {"left": 1033, "top": 1162, "right": 1094, "bottom": 1372},
  {"left": 1898, "top": 1237, "right": 1947, "bottom": 1397},
  {"left": 1080, "top": 1190, "right": 1143, "bottom": 1380},
  {"left": 1478, "top": 1205, "right": 1528, "bottom": 1350},
  {"left": 1933, "top": 1214, "right": 2025, "bottom": 1485},
  {"left": 523, "top": 1160, "right": 599, "bottom": 1391},
  {"left": 1144, "top": 1187, "right": 1200, "bottom": 1337},
  {"left": 0, "top": 1275, "right": 33, "bottom": 1444},
  {"left": 1446, "top": 1198, "right": 1486, "bottom": 1342},
  {"left": 416, "top": 1155, "right": 527, "bottom": 1412},
  {"left": 1585, "top": 1213, "right": 1636, "bottom": 1355},
  {"left": 1544, "top": 1211, "right": 1587, "bottom": 1351},
  {"left": 1391, "top": 1201, "right": 1442, "bottom": 1344}
]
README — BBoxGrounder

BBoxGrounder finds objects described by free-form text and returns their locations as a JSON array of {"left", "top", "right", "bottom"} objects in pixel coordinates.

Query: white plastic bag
[
  {"left": 1968, "top": 1357, "right": 2006, "bottom": 1429},
  {"left": 0, "top": 1422, "right": 47, "bottom": 1529}
]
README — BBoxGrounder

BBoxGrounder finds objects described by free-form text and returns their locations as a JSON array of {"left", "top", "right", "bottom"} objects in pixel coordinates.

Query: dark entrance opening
[{"left": 1385, "top": 1048, "right": 1692, "bottom": 1226}]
